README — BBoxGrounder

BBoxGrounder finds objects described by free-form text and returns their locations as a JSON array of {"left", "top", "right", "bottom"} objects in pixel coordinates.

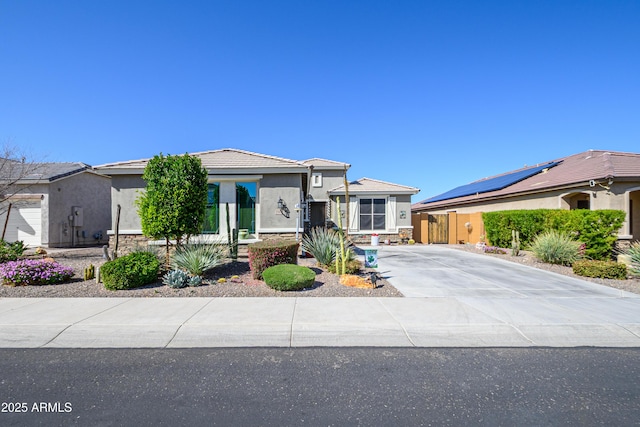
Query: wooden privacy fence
[{"left": 412, "top": 212, "right": 485, "bottom": 244}]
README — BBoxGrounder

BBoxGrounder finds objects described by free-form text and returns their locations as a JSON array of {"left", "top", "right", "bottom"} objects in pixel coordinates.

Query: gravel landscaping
[{"left": 0, "top": 247, "right": 402, "bottom": 298}]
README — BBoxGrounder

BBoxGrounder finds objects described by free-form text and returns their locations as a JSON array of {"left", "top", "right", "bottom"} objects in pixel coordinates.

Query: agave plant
[
  {"left": 625, "top": 242, "right": 640, "bottom": 276},
  {"left": 171, "top": 243, "right": 227, "bottom": 277},
  {"left": 301, "top": 227, "right": 345, "bottom": 266}
]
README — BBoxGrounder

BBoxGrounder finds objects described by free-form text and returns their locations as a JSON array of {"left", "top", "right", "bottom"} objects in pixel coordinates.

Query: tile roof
[
  {"left": 1, "top": 161, "right": 92, "bottom": 182},
  {"left": 301, "top": 158, "right": 351, "bottom": 169},
  {"left": 96, "top": 148, "right": 308, "bottom": 173},
  {"left": 330, "top": 177, "right": 420, "bottom": 195},
  {"left": 413, "top": 150, "right": 640, "bottom": 211}
]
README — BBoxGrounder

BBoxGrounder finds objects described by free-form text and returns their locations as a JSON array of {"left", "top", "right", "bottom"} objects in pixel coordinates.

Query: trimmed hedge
[
  {"left": 482, "top": 209, "right": 625, "bottom": 260},
  {"left": 247, "top": 240, "right": 299, "bottom": 279},
  {"left": 572, "top": 260, "right": 627, "bottom": 280},
  {"left": 262, "top": 264, "right": 316, "bottom": 291},
  {"left": 102, "top": 252, "right": 160, "bottom": 290}
]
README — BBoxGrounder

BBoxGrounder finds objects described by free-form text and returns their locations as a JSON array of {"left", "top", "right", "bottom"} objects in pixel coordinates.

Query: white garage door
[{"left": 2, "top": 201, "right": 42, "bottom": 247}]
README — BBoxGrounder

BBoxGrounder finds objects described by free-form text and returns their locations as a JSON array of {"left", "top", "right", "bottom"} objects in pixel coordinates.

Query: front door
[{"left": 309, "top": 202, "right": 326, "bottom": 229}]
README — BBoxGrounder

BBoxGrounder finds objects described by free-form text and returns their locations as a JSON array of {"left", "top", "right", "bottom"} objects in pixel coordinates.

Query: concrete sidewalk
[
  {"left": 1, "top": 245, "right": 639, "bottom": 348},
  {"left": 1, "top": 294, "right": 640, "bottom": 348}
]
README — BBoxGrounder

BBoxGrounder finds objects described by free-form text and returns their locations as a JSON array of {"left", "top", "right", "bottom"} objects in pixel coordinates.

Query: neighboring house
[
  {"left": 95, "top": 148, "right": 419, "bottom": 250},
  {"left": 411, "top": 150, "right": 640, "bottom": 247},
  {"left": 0, "top": 162, "right": 111, "bottom": 247}
]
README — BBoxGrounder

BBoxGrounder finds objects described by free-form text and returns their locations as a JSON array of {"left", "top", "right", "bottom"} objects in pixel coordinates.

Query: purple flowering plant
[{"left": 0, "top": 259, "right": 74, "bottom": 286}]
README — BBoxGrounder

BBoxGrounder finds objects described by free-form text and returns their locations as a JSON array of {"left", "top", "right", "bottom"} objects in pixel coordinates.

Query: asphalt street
[{"left": 1, "top": 348, "right": 639, "bottom": 426}]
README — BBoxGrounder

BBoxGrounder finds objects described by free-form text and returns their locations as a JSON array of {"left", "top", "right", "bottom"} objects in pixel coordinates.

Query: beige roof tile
[
  {"left": 330, "top": 177, "right": 419, "bottom": 195},
  {"left": 96, "top": 148, "right": 307, "bottom": 173},
  {"left": 301, "top": 158, "right": 351, "bottom": 169}
]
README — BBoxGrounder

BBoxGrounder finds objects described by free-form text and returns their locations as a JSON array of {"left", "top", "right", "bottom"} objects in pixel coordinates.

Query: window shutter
[
  {"left": 349, "top": 197, "right": 358, "bottom": 232},
  {"left": 387, "top": 197, "right": 396, "bottom": 231}
]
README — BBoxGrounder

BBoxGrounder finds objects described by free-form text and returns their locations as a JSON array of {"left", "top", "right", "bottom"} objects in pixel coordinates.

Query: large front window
[
  {"left": 203, "top": 183, "right": 219, "bottom": 234},
  {"left": 360, "top": 198, "right": 385, "bottom": 230},
  {"left": 236, "top": 182, "right": 256, "bottom": 233}
]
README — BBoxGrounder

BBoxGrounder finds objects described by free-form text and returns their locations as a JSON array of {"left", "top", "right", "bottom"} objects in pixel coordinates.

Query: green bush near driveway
[
  {"left": 102, "top": 251, "right": 160, "bottom": 290},
  {"left": 262, "top": 264, "right": 316, "bottom": 291},
  {"left": 572, "top": 260, "right": 628, "bottom": 280},
  {"left": 482, "top": 209, "right": 625, "bottom": 260}
]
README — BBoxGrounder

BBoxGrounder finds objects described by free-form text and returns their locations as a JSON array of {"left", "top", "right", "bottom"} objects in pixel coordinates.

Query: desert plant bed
[{"left": 1, "top": 247, "right": 402, "bottom": 298}]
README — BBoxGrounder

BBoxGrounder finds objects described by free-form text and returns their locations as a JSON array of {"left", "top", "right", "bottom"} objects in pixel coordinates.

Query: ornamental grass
[{"left": 0, "top": 259, "right": 74, "bottom": 286}]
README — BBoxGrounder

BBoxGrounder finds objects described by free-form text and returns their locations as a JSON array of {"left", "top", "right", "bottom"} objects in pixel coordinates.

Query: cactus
[
  {"left": 335, "top": 197, "right": 347, "bottom": 275},
  {"left": 83, "top": 264, "right": 95, "bottom": 280},
  {"left": 226, "top": 203, "right": 239, "bottom": 260},
  {"left": 511, "top": 230, "right": 520, "bottom": 256}
]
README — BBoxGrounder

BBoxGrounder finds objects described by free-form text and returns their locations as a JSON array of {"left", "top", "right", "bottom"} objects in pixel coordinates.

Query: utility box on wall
[{"left": 72, "top": 206, "right": 84, "bottom": 227}]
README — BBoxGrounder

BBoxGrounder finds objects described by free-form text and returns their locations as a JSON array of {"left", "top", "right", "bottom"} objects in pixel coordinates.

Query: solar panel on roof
[{"left": 421, "top": 161, "right": 560, "bottom": 204}]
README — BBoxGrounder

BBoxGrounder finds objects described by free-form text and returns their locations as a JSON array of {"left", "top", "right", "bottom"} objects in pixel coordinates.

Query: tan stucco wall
[
  {"left": 259, "top": 174, "right": 302, "bottom": 232},
  {"left": 308, "top": 169, "right": 344, "bottom": 202},
  {"left": 109, "top": 173, "right": 305, "bottom": 238},
  {"left": 47, "top": 172, "right": 111, "bottom": 247},
  {"left": 110, "top": 175, "right": 146, "bottom": 231},
  {"left": 0, "top": 173, "right": 111, "bottom": 247}
]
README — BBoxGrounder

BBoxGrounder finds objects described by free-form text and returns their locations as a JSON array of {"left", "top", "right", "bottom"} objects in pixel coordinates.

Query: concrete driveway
[{"left": 373, "top": 244, "right": 640, "bottom": 346}]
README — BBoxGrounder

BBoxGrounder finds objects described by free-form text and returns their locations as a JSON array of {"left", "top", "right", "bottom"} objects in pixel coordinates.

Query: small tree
[
  {"left": 136, "top": 153, "right": 208, "bottom": 265},
  {"left": 0, "top": 142, "right": 42, "bottom": 216}
]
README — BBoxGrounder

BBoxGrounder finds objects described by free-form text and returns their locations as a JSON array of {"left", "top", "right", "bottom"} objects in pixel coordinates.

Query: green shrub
[
  {"left": 102, "top": 251, "right": 160, "bottom": 290},
  {"left": 171, "top": 243, "right": 227, "bottom": 276},
  {"left": 301, "top": 227, "right": 342, "bottom": 266},
  {"left": 624, "top": 242, "right": 640, "bottom": 276},
  {"left": 247, "top": 240, "right": 299, "bottom": 279},
  {"left": 0, "top": 259, "right": 74, "bottom": 286},
  {"left": 572, "top": 260, "right": 628, "bottom": 280},
  {"left": 530, "top": 230, "right": 582, "bottom": 266},
  {"left": 262, "top": 264, "right": 316, "bottom": 291},
  {"left": 0, "top": 240, "right": 27, "bottom": 263},
  {"left": 482, "top": 209, "right": 625, "bottom": 260},
  {"left": 327, "top": 259, "right": 362, "bottom": 274}
]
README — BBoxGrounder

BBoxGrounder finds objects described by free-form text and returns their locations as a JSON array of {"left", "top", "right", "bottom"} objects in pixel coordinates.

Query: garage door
[{"left": 2, "top": 201, "right": 42, "bottom": 247}]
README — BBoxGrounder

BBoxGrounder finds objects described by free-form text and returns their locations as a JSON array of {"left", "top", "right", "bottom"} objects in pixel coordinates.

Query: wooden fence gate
[{"left": 428, "top": 214, "right": 449, "bottom": 244}]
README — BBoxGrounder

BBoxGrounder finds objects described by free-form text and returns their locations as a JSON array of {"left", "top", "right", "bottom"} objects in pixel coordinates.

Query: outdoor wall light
[{"left": 278, "top": 197, "right": 290, "bottom": 218}]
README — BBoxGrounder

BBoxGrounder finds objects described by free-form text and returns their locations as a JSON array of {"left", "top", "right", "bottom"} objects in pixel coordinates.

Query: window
[
  {"left": 359, "top": 198, "right": 385, "bottom": 230},
  {"left": 203, "top": 183, "right": 219, "bottom": 234},
  {"left": 236, "top": 182, "right": 256, "bottom": 233},
  {"left": 312, "top": 173, "right": 322, "bottom": 188},
  {"left": 576, "top": 200, "right": 590, "bottom": 210}
]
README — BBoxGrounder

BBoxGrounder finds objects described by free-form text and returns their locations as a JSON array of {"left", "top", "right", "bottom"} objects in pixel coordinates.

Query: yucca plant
[
  {"left": 301, "top": 227, "right": 344, "bottom": 266},
  {"left": 625, "top": 242, "right": 640, "bottom": 276},
  {"left": 171, "top": 243, "right": 227, "bottom": 277},
  {"left": 530, "top": 230, "right": 583, "bottom": 266}
]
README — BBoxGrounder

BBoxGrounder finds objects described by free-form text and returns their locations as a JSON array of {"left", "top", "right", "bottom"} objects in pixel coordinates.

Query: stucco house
[
  {"left": 95, "top": 148, "right": 419, "bottom": 250},
  {"left": 0, "top": 161, "right": 111, "bottom": 247},
  {"left": 411, "top": 150, "right": 640, "bottom": 246}
]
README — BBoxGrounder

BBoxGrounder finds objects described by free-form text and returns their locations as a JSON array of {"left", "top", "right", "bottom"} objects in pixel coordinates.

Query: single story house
[
  {"left": 0, "top": 161, "right": 112, "bottom": 247},
  {"left": 95, "top": 148, "right": 419, "bottom": 250},
  {"left": 411, "top": 150, "right": 640, "bottom": 247}
]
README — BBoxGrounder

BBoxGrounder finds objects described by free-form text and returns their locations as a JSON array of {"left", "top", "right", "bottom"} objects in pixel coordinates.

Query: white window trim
[
  {"left": 355, "top": 195, "right": 388, "bottom": 232},
  {"left": 312, "top": 172, "right": 323, "bottom": 188}
]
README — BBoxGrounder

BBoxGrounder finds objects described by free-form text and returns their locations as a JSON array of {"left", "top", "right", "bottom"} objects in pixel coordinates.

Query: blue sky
[{"left": 2, "top": 1, "right": 639, "bottom": 202}]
